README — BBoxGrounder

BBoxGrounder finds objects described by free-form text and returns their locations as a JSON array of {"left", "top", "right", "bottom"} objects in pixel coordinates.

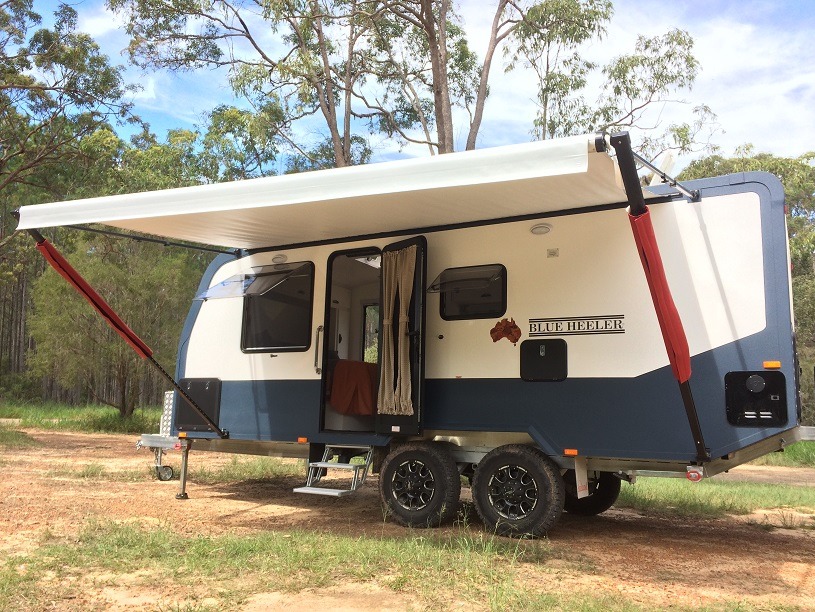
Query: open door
[{"left": 376, "top": 236, "right": 427, "bottom": 436}]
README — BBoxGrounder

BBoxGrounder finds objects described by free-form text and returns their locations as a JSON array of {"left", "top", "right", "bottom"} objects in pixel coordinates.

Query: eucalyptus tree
[
  {"left": 23, "top": 127, "right": 215, "bottom": 413},
  {"left": 108, "top": 0, "right": 705, "bottom": 165},
  {"left": 0, "top": 1, "right": 133, "bottom": 203}
]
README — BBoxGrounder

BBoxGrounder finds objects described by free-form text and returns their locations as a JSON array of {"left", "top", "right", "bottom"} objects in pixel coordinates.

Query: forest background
[{"left": 1, "top": 0, "right": 813, "bottom": 423}]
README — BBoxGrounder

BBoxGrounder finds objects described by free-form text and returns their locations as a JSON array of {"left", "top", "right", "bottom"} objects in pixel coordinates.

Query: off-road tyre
[
  {"left": 472, "top": 445, "right": 564, "bottom": 538},
  {"left": 563, "top": 470, "right": 621, "bottom": 516},
  {"left": 379, "top": 442, "right": 460, "bottom": 528}
]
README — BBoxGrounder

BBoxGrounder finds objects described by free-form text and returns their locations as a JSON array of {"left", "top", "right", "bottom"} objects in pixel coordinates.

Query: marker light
[
  {"left": 297, "top": 437, "right": 308, "bottom": 444},
  {"left": 564, "top": 448, "right": 579, "bottom": 457},
  {"left": 763, "top": 361, "right": 781, "bottom": 370}
]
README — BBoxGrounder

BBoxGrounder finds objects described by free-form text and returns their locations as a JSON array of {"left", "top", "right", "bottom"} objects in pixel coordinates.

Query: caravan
[{"left": 16, "top": 132, "right": 802, "bottom": 536}]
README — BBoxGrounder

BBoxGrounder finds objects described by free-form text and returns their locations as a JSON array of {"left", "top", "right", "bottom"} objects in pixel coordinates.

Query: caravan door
[{"left": 375, "top": 236, "right": 427, "bottom": 437}]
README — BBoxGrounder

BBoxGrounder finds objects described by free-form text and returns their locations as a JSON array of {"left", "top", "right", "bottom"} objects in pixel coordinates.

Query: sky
[{"left": 39, "top": 0, "right": 815, "bottom": 171}]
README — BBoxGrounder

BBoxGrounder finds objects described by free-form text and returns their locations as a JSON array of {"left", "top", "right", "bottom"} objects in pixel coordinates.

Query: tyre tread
[
  {"left": 379, "top": 442, "right": 460, "bottom": 528},
  {"left": 472, "top": 444, "right": 564, "bottom": 537}
]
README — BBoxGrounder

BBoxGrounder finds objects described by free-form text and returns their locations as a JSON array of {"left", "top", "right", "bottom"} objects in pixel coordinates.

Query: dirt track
[{"left": 1, "top": 429, "right": 815, "bottom": 610}]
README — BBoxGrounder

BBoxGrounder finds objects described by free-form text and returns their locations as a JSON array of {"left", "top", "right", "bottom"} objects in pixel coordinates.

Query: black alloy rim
[
  {"left": 391, "top": 459, "right": 436, "bottom": 511},
  {"left": 487, "top": 464, "right": 539, "bottom": 519}
]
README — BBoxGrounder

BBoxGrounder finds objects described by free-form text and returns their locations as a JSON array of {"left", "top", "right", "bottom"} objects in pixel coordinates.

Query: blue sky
[{"left": 38, "top": 0, "right": 815, "bottom": 170}]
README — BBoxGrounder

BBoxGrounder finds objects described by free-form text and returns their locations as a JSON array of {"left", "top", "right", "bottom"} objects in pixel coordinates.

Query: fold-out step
[
  {"left": 292, "top": 486, "right": 355, "bottom": 497},
  {"left": 293, "top": 445, "right": 373, "bottom": 497}
]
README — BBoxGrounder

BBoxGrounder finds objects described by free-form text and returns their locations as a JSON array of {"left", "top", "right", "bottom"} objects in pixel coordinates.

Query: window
[
  {"left": 429, "top": 264, "right": 507, "bottom": 321},
  {"left": 241, "top": 262, "right": 315, "bottom": 352},
  {"left": 362, "top": 303, "right": 380, "bottom": 363}
]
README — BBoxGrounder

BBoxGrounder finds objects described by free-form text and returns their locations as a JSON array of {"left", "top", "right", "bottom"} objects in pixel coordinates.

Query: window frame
[
  {"left": 240, "top": 261, "right": 316, "bottom": 353},
  {"left": 436, "top": 263, "right": 508, "bottom": 321}
]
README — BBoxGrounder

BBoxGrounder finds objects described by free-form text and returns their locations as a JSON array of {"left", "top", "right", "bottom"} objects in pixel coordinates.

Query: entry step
[
  {"left": 309, "top": 461, "right": 360, "bottom": 470},
  {"left": 292, "top": 486, "right": 355, "bottom": 497},
  {"left": 293, "top": 444, "right": 373, "bottom": 497}
]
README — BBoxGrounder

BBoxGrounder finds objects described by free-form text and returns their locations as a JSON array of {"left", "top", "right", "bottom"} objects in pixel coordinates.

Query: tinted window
[
  {"left": 241, "top": 262, "right": 315, "bottom": 352},
  {"left": 431, "top": 264, "right": 507, "bottom": 321}
]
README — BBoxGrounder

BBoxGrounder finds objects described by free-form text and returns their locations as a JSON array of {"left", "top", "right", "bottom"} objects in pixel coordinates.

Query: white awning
[{"left": 16, "top": 134, "right": 652, "bottom": 250}]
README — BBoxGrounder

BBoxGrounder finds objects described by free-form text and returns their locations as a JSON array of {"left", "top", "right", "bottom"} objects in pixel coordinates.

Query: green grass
[
  {"left": 750, "top": 441, "right": 815, "bottom": 467},
  {"left": 0, "top": 425, "right": 40, "bottom": 448},
  {"left": 0, "top": 402, "right": 161, "bottom": 434},
  {"left": 0, "top": 521, "right": 559, "bottom": 610},
  {"left": 190, "top": 456, "right": 305, "bottom": 484},
  {"left": 45, "top": 462, "right": 149, "bottom": 482},
  {"left": 0, "top": 521, "right": 802, "bottom": 611},
  {"left": 617, "top": 477, "right": 815, "bottom": 517}
]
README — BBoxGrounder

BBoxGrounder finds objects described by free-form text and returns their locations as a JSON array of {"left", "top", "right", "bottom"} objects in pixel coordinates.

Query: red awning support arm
[
  {"left": 609, "top": 132, "right": 709, "bottom": 463},
  {"left": 25, "top": 227, "right": 228, "bottom": 439}
]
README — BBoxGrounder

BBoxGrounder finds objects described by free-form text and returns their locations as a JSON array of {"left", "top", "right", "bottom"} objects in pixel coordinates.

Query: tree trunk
[
  {"left": 465, "top": 1, "right": 508, "bottom": 151},
  {"left": 422, "top": 0, "right": 454, "bottom": 153}
]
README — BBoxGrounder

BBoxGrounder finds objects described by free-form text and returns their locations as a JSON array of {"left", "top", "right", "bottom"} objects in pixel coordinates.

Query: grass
[
  {"left": 37, "top": 455, "right": 304, "bottom": 484},
  {"left": 617, "top": 477, "right": 815, "bottom": 518},
  {"left": 191, "top": 456, "right": 305, "bottom": 484},
  {"left": 0, "top": 520, "right": 560, "bottom": 610},
  {"left": 0, "top": 402, "right": 161, "bottom": 434},
  {"left": 0, "top": 520, "right": 802, "bottom": 612},
  {"left": 45, "top": 462, "right": 149, "bottom": 482},
  {"left": 0, "top": 425, "right": 40, "bottom": 448},
  {"left": 750, "top": 441, "right": 815, "bottom": 467}
]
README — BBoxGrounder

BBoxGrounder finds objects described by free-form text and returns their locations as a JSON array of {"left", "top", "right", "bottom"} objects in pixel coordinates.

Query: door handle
[{"left": 314, "top": 325, "right": 324, "bottom": 374}]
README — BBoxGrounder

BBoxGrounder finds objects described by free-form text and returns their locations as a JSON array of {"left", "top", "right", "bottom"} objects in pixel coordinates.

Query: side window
[
  {"left": 362, "top": 303, "right": 380, "bottom": 363},
  {"left": 241, "top": 262, "right": 315, "bottom": 352},
  {"left": 429, "top": 264, "right": 507, "bottom": 321}
]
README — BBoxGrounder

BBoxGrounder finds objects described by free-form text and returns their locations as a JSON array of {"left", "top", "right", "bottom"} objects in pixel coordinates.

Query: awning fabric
[
  {"left": 35, "top": 239, "right": 153, "bottom": 359},
  {"left": 16, "top": 135, "right": 655, "bottom": 250},
  {"left": 628, "top": 208, "right": 691, "bottom": 383}
]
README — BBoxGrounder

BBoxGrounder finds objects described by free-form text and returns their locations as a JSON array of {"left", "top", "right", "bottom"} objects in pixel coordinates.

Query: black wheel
[
  {"left": 563, "top": 470, "right": 621, "bottom": 516},
  {"left": 472, "top": 445, "right": 564, "bottom": 537},
  {"left": 379, "top": 443, "right": 460, "bottom": 528},
  {"left": 156, "top": 465, "right": 174, "bottom": 481}
]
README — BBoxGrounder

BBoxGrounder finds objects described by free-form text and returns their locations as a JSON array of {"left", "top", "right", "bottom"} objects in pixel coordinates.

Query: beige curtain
[
  {"left": 377, "top": 245, "right": 417, "bottom": 416},
  {"left": 394, "top": 245, "right": 416, "bottom": 415},
  {"left": 377, "top": 250, "right": 399, "bottom": 413}
]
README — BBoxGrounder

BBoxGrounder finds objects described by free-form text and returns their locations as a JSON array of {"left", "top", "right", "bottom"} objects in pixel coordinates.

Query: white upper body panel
[{"left": 183, "top": 192, "right": 765, "bottom": 381}]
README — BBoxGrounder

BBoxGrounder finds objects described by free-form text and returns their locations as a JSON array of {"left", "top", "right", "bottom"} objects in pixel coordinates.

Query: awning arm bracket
[
  {"left": 630, "top": 152, "right": 701, "bottom": 203},
  {"left": 23, "top": 226, "right": 228, "bottom": 439}
]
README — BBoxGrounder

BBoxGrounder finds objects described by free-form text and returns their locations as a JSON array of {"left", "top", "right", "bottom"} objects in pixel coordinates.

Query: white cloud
[{"left": 76, "top": 3, "right": 127, "bottom": 39}]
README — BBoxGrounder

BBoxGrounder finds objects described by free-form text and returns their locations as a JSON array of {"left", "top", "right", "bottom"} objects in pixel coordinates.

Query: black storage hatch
[
  {"left": 520, "top": 339, "right": 567, "bottom": 382},
  {"left": 174, "top": 378, "right": 222, "bottom": 433}
]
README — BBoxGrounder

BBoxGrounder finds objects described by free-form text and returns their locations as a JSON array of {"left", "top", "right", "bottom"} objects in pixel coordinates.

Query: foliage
[
  {"left": 0, "top": 0, "right": 133, "bottom": 195},
  {"left": 2, "top": 120, "right": 232, "bottom": 411},
  {"left": 511, "top": 2, "right": 714, "bottom": 159},
  {"left": 200, "top": 104, "right": 281, "bottom": 180},
  {"left": 27, "top": 235, "right": 207, "bottom": 417},
  {"left": 0, "top": 401, "right": 162, "bottom": 432},
  {"left": 105, "top": 0, "right": 706, "bottom": 164},
  {"left": 680, "top": 146, "right": 815, "bottom": 218}
]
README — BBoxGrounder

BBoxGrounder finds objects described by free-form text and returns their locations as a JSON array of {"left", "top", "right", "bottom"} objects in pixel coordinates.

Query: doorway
[
  {"left": 322, "top": 250, "right": 382, "bottom": 432},
  {"left": 320, "top": 237, "right": 427, "bottom": 435}
]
